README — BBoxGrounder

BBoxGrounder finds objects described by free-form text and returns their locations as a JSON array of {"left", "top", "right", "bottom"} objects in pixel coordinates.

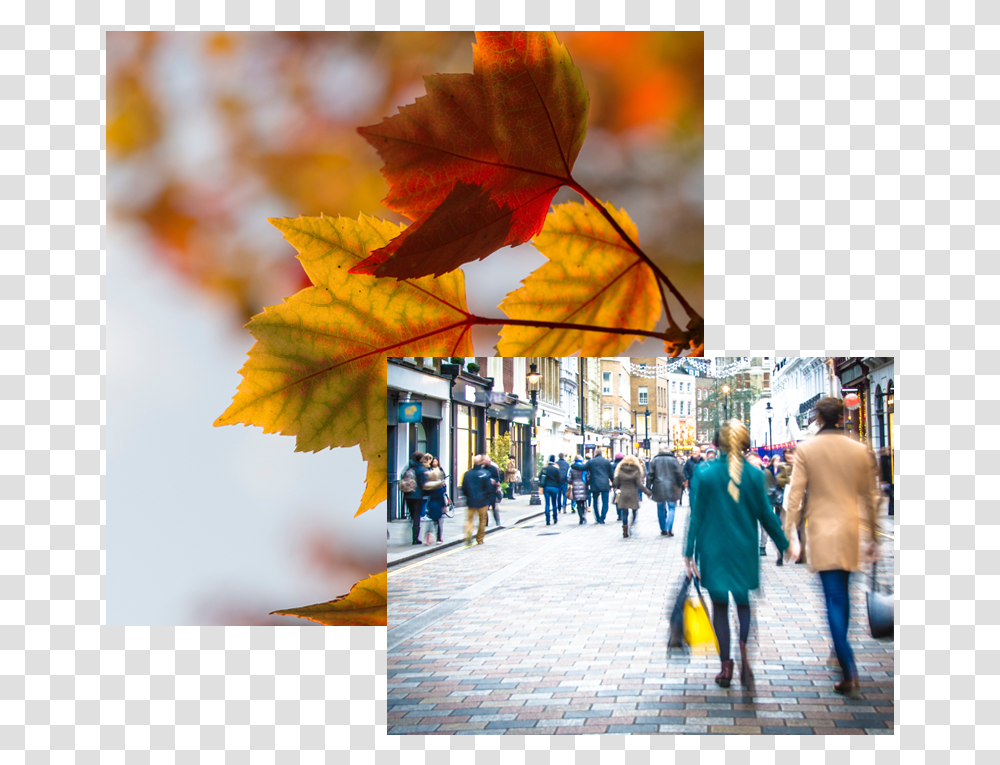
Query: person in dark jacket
[
  {"left": 540, "top": 455, "right": 563, "bottom": 525},
  {"left": 684, "top": 420, "right": 789, "bottom": 689},
  {"left": 461, "top": 455, "right": 494, "bottom": 546},
  {"left": 556, "top": 454, "right": 571, "bottom": 513},
  {"left": 484, "top": 456, "right": 502, "bottom": 527},
  {"left": 422, "top": 457, "right": 447, "bottom": 545},
  {"left": 583, "top": 449, "right": 613, "bottom": 524},
  {"left": 682, "top": 446, "right": 705, "bottom": 505},
  {"left": 402, "top": 452, "right": 429, "bottom": 545},
  {"left": 568, "top": 456, "right": 588, "bottom": 524},
  {"left": 648, "top": 446, "right": 684, "bottom": 536}
]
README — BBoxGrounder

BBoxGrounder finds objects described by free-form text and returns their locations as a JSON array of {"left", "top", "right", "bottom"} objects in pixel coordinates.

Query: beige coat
[{"left": 784, "top": 428, "right": 880, "bottom": 572}]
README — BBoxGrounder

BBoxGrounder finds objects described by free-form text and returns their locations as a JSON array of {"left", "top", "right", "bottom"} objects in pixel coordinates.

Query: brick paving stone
[
  {"left": 485, "top": 720, "right": 538, "bottom": 729},
  {"left": 711, "top": 725, "right": 763, "bottom": 734},
  {"left": 659, "top": 724, "right": 709, "bottom": 734},
  {"left": 557, "top": 725, "right": 608, "bottom": 734}
]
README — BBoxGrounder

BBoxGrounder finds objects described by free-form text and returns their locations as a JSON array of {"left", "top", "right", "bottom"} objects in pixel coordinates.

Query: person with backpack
[
  {"left": 539, "top": 455, "right": 563, "bottom": 525},
  {"left": 400, "top": 451, "right": 429, "bottom": 545}
]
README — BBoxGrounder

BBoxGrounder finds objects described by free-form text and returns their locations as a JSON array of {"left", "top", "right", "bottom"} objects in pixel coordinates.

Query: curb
[{"left": 388, "top": 508, "right": 548, "bottom": 568}]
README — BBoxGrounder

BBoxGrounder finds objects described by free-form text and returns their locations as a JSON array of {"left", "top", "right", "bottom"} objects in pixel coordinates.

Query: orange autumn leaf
[
  {"left": 214, "top": 214, "right": 474, "bottom": 517},
  {"left": 350, "top": 31, "right": 590, "bottom": 279},
  {"left": 496, "top": 200, "right": 661, "bottom": 356},
  {"left": 273, "top": 571, "right": 387, "bottom": 626}
]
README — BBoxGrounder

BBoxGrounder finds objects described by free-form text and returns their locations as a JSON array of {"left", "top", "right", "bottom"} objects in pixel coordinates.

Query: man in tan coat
[{"left": 784, "top": 397, "right": 882, "bottom": 697}]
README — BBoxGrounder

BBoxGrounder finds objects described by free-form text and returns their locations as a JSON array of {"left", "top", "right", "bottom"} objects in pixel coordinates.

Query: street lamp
[
  {"left": 766, "top": 401, "right": 773, "bottom": 461},
  {"left": 644, "top": 407, "right": 650, "bottom": 459},
  {"left": 631, "top": 409, "right": 638, "bottom": 455},
  {"left": 526, "top": 362, "right": 541, "bottom": 505},
  {"left": 722, "top": 384, "right": 730, "bottom": 420}
]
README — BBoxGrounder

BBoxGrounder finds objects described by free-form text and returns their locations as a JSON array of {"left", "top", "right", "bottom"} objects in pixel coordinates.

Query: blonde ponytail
[{"left": 722, "top": 419, "right": 750, "bottom": 503}]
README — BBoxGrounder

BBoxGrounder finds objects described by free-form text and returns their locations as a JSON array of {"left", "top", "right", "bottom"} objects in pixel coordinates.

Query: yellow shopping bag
[{"left": 683, "top": 578, "right": 720, "bottom": 654}]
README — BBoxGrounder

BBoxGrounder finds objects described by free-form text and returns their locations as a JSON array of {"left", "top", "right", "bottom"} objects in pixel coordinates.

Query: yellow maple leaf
[
  {"left": 214, "top": 214, "right": 473, "bottom": 516},
  {"left": 496, "top": 200, "right": 662, "bottom": 356},
  {"left": 272, "top": 571, "right": 387, "bottom": 626}
]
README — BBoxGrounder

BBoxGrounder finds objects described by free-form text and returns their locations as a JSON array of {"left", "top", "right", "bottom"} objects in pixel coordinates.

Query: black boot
[
  {"left": 715, "top": 659, "right": 734, "bottom": 688},
  {"left": 623, "top": 523, "right": 629, "bottom": 538}
]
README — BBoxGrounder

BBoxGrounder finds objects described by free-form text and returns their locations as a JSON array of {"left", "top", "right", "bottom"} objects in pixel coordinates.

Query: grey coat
[
  {"left": 583, "top": 455, "right": 613, "bottom": 491},
  {"left": 647, "top": 453, "right": 684, "bottom": 503}
]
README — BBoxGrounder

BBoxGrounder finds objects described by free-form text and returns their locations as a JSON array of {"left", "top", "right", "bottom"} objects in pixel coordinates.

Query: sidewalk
[{"left": 387, "top": 492, "right": 554, "bottom": 566}]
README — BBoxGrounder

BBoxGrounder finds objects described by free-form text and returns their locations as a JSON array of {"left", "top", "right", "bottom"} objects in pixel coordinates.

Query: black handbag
[
  {"left": 866, "top": 559, "right": 893, "bottom": 639},
  {"left": 667, "top": 574, "right": 691, "bottom": 648}
]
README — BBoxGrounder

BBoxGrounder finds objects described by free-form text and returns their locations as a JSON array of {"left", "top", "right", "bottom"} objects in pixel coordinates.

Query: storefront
[
  {"left": 450, "top": 371, "right": 492, "bottom": 506},
  {"left": 837, "top": 359, "right": 871, "bottom": 443},
  {"left": 387, "top": 360, "right": 452, "bottom": 521},
  {"left": 485, "top": 395, "right": 530, "bottom": 496}
]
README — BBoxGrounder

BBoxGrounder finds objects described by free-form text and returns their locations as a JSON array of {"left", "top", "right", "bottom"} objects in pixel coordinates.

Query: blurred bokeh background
[{"left": 107, "top": 31, "right": 703, "bottom": 625}]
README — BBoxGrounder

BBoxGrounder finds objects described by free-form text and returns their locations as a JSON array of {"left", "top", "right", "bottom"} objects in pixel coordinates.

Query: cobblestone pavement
[{"left": 387, "top": 498, "right": 895, "bottom": 735}]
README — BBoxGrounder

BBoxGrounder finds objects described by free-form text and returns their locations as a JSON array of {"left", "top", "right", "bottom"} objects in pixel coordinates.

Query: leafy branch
[{"left": 216, "top": 31, "right": 703, "bottom": 624}]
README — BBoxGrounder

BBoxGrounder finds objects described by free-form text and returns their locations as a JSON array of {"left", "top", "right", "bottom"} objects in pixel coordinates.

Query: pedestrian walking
[
  {"left": 557, "top": 453, "right": 571, "bottom": 513},
  {"left": 484, "top": 456, "right": 502, "bottom": 527},
  {"left": 647, "top": 445, "right": 684, "bottom": 537},
  {"left": 422, "top": 457, "right": 447, "bottom": 545},
  {"left": 776, "top": 445, "right": 805, "bottom": 563},
  {"left": 568, "top": 455, "right": 589, "bottom": 524},
  {"left": 682, "top": 446, "right": 704, "bottom": 506},
  {"left": 583, "top": 449, "right": 613, "bottom": 524},
  {"left": 505, "top": 456, "right": 518, "bottom": 499},
  {"left": 401, "top": 451, "right": 429, "bottom": 546},
  {"left": 610, "top": 452, "right": 624, "bottom": 520},
  {"left": 613, "top": 454, "right": 650, "bottom": 539},
  {"left": 784, "top": 397, "right": 882, "bottom": 697},
  {"left": 683, "top": 420, "right": 789, "bottom": 688},
  {"left": 539, "top": 455, "right": 563, "bottom": 525},
  {"left": 461, "top": 455, "right": 494, "bottom": 546}
]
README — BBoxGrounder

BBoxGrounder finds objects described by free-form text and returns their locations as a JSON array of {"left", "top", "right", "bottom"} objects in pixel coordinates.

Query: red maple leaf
[{"left": 350, "top": 31, "right": 590, "bottom": 279}]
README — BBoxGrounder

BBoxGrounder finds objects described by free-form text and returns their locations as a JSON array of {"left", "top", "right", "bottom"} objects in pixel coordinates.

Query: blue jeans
[
  {"left": 819, "top": 570, "right": 856, "bottom": 680},
  {"left": 657, "top": 501, "right": 676, "bottom": 532},
  {"left": 559, "top": 482, "right": 568, "bottom": 509},
  {"left": 591, "top": 490, "right": 609, "bottom": 522},
  {"left": 544, "top": 486, "right": 560, "bottom": 523}
]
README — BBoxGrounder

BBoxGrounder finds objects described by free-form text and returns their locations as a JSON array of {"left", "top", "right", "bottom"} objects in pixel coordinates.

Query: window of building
[
  {"left": 455, "top": 404, "right": 478, "bottom": 475},
  {"left": 672, "top": 401, "right": 677, "bottom": 415},
  {"left": 638, "top": 386, "right": 648, "bottom": 405},
  {"left": 687, "top": 382, "right": 692, "bottom": 392},
  {"left": 603, "top": 371, "right": 611, "bottom": 394},
  {"left": 671, "top": 380, "right": 676, "bottom": 392},
  {"left": 687, "top": 401, "right": 691, "bottom": 416},
  {"left": 603, "top": 406, "right": 612, "bottom": 428}
]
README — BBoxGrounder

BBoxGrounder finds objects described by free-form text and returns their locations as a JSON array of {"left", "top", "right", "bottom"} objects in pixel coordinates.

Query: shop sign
[{"left": 398, "top": 402, "right": 422, "bottom": 423}]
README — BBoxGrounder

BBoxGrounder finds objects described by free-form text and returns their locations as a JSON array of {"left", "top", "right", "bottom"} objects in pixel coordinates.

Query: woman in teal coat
[{"left": 684, "top": 420, "right": 790, "bottom": 688}]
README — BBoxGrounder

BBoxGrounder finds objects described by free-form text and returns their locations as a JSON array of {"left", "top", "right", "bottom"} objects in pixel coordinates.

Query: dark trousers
[
  {"left": 711, "top": 598, "right": 751, "bottom": 662},
  {"left": 591, "top": 490, "right": 609, "bottom": 523},
  {"left": 574, "top": 498, "right": 586, "bottom": 523},
  {"left": 819, "top": 570, "right": 856, "bottom": 680},
  {"left": 544, "top": 486, "right": 560, "bottom": 523},
  {"left": 559, "top": 482, "right": 568, "bottom": 509},
  {"left": 405, "top": 497, "right": 424, "bottom": 543}
]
